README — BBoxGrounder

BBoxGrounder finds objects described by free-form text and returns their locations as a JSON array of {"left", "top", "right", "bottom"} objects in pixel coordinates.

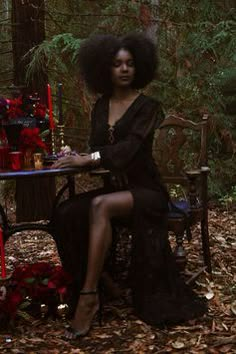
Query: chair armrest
[
  {"left": 185, "top": 169, "right": 201, "bottom": 178},
  {"left": 201, "top": 166, "right": 210, "bottom": 173}
]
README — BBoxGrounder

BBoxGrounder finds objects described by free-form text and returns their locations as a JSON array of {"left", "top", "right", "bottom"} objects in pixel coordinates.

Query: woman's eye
[
  {"left": 113, "top": 61, "right": 134, "bottom": 68},
  {"left": 113, "top": 62, "right": 120, "bottom": 67}
]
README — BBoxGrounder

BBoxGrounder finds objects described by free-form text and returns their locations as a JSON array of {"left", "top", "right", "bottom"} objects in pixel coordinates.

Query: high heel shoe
[
  {"left": 63, "top": 289, "right": 102, "bottom": 340},
  {"left": 80, "top": 289, "right": 103, "bottom": 327}
]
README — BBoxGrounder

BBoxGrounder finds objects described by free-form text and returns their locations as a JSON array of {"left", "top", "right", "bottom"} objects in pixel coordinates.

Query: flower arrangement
[
  {"left": 0, "top": 94, "right": 47, "bottom": 121},
  {"left": 0, "top": 93, "right": 50, "bottom": 154},
  {"left": 19, "top": 127, "right": 48, "bottom": 154},
  {"left": 0, "top": 262, "right": 72, "bottom": 330}
]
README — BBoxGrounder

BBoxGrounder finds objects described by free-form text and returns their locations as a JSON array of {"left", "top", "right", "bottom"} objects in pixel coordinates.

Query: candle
[
  {"left": 9, "top": 151, "right": 22, "bottom": 170},
  {"left": 0, "top": 227, "right": 6, "bottom": 279},
  {"left": 33, "top": 153, "right": 43, "bottom": 169},
  {"left": 47, "top": 84, "right": 55, "bottom": 130},
  {"left": 57, "top": 83, "right": 63, "bottom": 125}
]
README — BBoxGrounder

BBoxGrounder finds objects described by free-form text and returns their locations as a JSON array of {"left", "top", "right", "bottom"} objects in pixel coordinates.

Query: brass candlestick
[
  {"left": 51, "top": 129, "right": 56, "bottom": 155},
  {"left": 57, "top": 124, "right": 65, "bottom": 150}
]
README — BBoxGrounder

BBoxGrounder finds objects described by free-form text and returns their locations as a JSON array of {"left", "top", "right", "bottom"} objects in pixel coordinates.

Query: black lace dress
[{"left": 52, "top": 94, "right": 207, "bottom": 326}]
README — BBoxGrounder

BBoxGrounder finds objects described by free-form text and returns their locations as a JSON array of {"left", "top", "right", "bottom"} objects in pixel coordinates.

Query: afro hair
[{"left": 78, "top": 32, "right": 157, "bottom": 94}]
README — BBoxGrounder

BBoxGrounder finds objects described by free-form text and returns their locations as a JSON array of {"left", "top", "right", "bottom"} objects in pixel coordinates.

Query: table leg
[{"left": 67, "top": 175, "right": 75, "bottom": 198}]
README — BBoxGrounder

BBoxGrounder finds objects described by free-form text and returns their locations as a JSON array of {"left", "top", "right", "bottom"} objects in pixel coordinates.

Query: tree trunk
[
  {"left": 11, "top": 0, "right": 56, "bottom": 222},
  {"left": 11, "top": 0, "right": 47, "bottom": 101},
  {"left": 139, "top": 0, "right": 160, "bottom": 44}
]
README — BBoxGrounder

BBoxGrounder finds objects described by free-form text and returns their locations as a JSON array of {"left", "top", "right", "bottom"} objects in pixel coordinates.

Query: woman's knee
[
  {"left": 90, "top": 192, "right": 133, "bottom": 219},
  {"left": 90, "top": 195, "right": 111, "bottom": 217}
]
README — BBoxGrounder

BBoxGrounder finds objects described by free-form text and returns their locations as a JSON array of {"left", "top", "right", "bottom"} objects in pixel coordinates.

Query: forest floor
[{"left": 0, "top": 199, "right": 235, "bottom": 353}]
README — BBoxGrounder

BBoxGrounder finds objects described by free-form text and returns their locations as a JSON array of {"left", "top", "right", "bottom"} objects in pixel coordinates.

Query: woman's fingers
[
  {"left": 51, "top": 155, "right": 88, "bottom": 169},
  {"left": 52, "top": 156, "right": 74, "bottom": 168}
]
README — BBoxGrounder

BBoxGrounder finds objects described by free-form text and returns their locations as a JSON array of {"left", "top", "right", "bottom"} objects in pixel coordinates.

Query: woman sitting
[{"left": 52, "top": 32, "right": 207, "bottom": 340}]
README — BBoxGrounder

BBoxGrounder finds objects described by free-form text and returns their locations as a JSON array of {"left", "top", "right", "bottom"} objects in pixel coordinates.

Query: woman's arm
[
  {"left": 52, "top": 97, "right": 164, "bottom": 171},
  {"left": 52, "top": 100, "right": 102, "bottom": 169}
]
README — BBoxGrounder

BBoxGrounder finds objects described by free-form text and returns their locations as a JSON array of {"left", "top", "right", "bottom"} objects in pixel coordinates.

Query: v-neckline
[{"left": 107, "top": 93, "right": 143, "bottom": 127}]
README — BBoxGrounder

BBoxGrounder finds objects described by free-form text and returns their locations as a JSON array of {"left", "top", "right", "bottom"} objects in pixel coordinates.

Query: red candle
[
  {"left": 0, "top": 227, "right": 6, "bottom": 279},
  {"left": 47, "top": 84, "right": 55, "bottom": 130}
]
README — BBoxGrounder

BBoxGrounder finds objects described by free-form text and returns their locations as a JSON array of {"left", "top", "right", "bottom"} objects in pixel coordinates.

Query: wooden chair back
[
  {"left": 153, "top": 114, "right": 208, "bottom": 186},
  {"left": 153, "top": 113, "right": 211, "bottom": 275}
]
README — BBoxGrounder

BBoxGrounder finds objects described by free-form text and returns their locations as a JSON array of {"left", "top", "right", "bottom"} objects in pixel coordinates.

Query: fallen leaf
[
  {"left": 231, "top": 300, "right": 236, "bottom": 315},
  {"left": 205, "top": 291, "right": 215, "bottom": 300},
  {"left": 171, "top": 340, "right": 185, "bottom": 349}
]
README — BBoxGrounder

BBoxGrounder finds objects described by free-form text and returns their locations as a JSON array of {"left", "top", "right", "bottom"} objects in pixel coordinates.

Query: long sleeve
[
  {"left": 88, "top": 100, "right": 98, "bottom": 153},
  {"left": 89, "top": 96, "right": 164, "bottom": 173}
]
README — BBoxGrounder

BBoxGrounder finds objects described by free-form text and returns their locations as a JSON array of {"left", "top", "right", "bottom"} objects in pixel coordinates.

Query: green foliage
[
  {"left": 155, "top": 0, "right": 236, "bottom": 199},
  {"left": 0, "top": 0, "right": 13, "bottom": 95},
  {"left": 219, "top": 186, "right": 236, "bottom": 210},
  {"left": 99, "top": 1, "right": 140, "bottom": 35},
  {"left": 26, "top": 33, "right": 82, "bottom": 83},
  {"left": 158, "top": 0, "right": 236, "bottom": 118},
  {"left": 208, "top": 157, "right": 236, "bottom": 199}
]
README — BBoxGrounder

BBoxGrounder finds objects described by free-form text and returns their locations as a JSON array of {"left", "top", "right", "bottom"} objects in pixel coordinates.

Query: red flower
[
  {"left": 30, "top": 262, "right": 53, "bottom": 277},
  {"left": 6, "top": 96, "right": 24, "bottom": 119},
  {"left": 1, "top": 262, "right": 73, "bottom": 325},
  {"left": 48, "top": 266, "right": 72, "bottom": 295},
  {"left": 12, "top": 262, "right": 52, "bottom": 289},
  {"left": 12, "top": 264, "right": 33, "bottom": 282},
  {"left": 2, "top": 94, "right": 47, "bottom": 121},
  {"left": 19, "top": 127, "right": 47, "bottom": 153},
  {"left": 2, "top": 289, "right": 23, "bottom": 318},
  {"left": 34, "top": 103, "right": 46, "bottom": 118}
]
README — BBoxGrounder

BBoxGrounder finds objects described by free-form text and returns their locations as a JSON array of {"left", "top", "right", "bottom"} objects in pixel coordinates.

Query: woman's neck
[{"left": 111, "top": 87, "right": 138, "bottom": 102}]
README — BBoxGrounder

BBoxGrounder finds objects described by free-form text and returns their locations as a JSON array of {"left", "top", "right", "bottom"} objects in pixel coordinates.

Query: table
[{"left": 0, "top": 167, "right": 85, "bottom": 242}]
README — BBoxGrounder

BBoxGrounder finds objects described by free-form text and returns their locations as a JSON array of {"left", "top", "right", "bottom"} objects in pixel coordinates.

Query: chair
[{"left": 153, "top": 114, "right": 211, "bottom": 278}]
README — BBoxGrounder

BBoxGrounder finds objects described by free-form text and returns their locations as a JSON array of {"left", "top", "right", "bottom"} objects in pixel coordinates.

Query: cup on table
[
  {"left": 9, "top": 151, "right": 22, "bottom": 170},
  {"left": 33, "top": 153, "right": 43, "bottom": 170}
]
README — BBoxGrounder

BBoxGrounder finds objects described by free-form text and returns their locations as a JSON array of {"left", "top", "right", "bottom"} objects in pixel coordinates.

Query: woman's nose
[{"left": 121, "top": 63, "right": 128, "bottom": 71}]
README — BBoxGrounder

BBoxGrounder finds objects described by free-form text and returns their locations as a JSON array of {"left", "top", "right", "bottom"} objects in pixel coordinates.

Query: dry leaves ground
[{"left": 0, "top": 202, "right": 235, "bottom": 353}]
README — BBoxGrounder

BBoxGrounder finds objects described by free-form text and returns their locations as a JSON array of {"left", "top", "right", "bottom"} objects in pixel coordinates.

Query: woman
[{"left": 52, "top": 33, "right": 207, "bottom": 339}]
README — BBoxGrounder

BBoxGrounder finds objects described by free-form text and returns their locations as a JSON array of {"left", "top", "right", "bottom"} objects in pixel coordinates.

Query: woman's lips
[{"left": 119, "top": 76, "right": 130, "bottom": 80}]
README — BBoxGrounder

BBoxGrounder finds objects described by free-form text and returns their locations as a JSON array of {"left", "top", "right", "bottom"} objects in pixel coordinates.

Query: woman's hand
[{"left": 51, "top": 154, "right": 90, "bottom": 169}]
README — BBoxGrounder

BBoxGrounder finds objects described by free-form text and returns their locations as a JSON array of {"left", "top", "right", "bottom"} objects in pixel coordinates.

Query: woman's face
[{"left": 111, "top": 48, "right": 135, "bottom": 88}]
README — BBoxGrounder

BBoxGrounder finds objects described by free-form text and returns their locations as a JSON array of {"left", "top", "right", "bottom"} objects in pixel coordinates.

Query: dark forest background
[{"left": 0, "top": 0, "right": 235, "bottom": 201}]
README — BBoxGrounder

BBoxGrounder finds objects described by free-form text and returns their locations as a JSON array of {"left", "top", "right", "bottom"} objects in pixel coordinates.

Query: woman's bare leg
[{"left": 69, "top": 191, "right": 133, "bottom": 335}]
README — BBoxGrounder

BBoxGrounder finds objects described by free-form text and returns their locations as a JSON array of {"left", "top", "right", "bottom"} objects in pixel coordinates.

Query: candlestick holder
[
  {"left": 57, "top": 124, "right": 65, "bottom": 150},
  {"left": 51, "top": 130, "right": 56, "bottom": 155}
]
